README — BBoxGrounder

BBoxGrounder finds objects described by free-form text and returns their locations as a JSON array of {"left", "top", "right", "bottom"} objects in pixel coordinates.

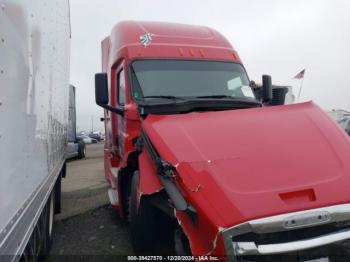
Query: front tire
[{"left": 129, "top": 171, "right": 156, "bottom": 254}]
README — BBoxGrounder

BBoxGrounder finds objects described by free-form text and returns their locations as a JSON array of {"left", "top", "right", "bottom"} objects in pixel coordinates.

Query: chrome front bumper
[
  {"left": 233, "top": 228, "right": 350, "bottom": 255},
  {"left": 222, "top": 203, "right": 350, "bottom": 261}
]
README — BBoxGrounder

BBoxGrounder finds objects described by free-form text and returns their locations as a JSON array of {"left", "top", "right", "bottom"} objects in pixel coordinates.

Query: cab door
[
  {"left": 107, "top": 61, "right": 127, "bottom": 163},
  {"left": 103, "top": 62, "right": 127, "bottom": 196},
  {"left": 111, "top": 61, "right": 140, "bottom": 171}
]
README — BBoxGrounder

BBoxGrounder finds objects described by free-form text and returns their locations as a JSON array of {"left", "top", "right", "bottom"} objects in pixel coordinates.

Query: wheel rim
[{"left": 49, "top": 194, "right": 54, "bottom": 237}]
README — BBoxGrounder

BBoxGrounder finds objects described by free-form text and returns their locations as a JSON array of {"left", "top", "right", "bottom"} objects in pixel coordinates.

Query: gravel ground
[
  {"left": 43, "top": 143, "right": 174, "bottom": 261},
  {"left": 44, "top": 143, "right": 134, "bottom": 261},
  {"left": 46, "top": 205, "right": 134, "bottom": 261},
  {"left": 56, "top": 143, "right": 109, "bottom": 221}
]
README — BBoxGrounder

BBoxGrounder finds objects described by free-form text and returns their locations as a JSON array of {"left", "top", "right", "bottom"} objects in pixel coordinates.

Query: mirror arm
[{"left": 98, "top": 103, "right": 124, "bottom": 116}]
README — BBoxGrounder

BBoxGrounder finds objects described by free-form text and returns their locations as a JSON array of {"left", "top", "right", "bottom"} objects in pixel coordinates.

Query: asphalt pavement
[
  {"left": 55, "top": 142, "right": 109, "bottom": 220},
  {"left": 45, "top": 143, "right": 134, "bottom": 261}
]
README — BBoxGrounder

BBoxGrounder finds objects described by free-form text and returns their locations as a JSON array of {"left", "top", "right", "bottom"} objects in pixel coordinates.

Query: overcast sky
[{"left": 70, "top": 0, "right": 350, "bottom": 132}]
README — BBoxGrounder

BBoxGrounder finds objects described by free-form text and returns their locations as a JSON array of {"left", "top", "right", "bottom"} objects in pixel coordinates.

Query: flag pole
[{"left": 297, "top": 76, "right": 305, "bottom": 100}]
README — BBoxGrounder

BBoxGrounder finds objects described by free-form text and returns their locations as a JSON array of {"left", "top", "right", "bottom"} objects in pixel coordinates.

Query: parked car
[
  {"left": 78, "top": 135, "right": 97, "bottom": 144},
  {"left": 78, "top": 131, "right": 87, "bottom": 136},
  {"left": 67, "top": 140, "right": 86, "bottom": 159},
  {"left": 66, "top": 85, "right": 86, "bottom": 160},
  {"left": 89, "top": 131, "right": 102, "bottom": 141}
]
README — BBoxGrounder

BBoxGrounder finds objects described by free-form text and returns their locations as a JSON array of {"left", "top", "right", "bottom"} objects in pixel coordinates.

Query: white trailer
[{"left": 0, "top": 0, "right": 71, "bottom": 260}]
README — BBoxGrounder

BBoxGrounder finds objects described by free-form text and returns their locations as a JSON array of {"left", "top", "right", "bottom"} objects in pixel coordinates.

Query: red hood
[{"left": 143, "top": 102, "right": 350, "bottom": 227}]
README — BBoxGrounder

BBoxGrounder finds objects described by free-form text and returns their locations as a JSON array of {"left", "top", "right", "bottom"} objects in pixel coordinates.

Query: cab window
[{"left": 117, "top": 69, "right": 125, "bottom": 106}]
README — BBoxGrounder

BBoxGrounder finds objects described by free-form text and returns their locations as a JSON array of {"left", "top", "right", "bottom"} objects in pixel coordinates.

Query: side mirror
[
  {"left": 95, "top": 73, "right": 108, "bottom": 106},
  {"left": 261, "top": 75, "right": 272, "bottom": 103},
  {"left": 95, "top": 73, "right": 124, "bottom": 116}
]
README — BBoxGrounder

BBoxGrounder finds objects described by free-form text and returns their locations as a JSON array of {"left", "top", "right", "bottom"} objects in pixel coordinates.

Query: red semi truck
[{"left": 95, "top": 21, "right": 350, "bottom": 261}]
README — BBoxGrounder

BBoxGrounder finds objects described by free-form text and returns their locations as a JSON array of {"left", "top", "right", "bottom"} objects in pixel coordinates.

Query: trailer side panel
[{"left": 0, "top": 0, "right": 71, "bottom": 258}]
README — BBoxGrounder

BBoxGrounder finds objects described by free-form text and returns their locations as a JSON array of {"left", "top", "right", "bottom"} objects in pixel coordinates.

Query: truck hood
[{"left": 142, "top": 102, "right": 350, "bottom": 227}]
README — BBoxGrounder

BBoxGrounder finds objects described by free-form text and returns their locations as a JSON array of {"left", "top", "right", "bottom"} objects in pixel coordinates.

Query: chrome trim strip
[
  {"left": 222, "top": 203, "right": 350, "bottom": 261},
  {"left": 247, "top": 204, "right": 350, "bottom": 234},
  {"left": 233, "top": 228, "right": 350, "bottom": 255}
]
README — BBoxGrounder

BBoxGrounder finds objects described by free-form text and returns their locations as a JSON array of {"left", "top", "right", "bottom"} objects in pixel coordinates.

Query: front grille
[
  {"left": 222, "top": 204, "right": 350, "bottom": 261},
  {"left": 232, "top": 223, "right": 350, "bottom": 261},
  {"left": 236, "top": 243, "right": 350, "bottom": 262},
  {"left": 233, "top": 223, "right": 350, "bottom": 245}
]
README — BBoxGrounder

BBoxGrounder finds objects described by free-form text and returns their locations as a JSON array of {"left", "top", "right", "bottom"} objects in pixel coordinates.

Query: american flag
[{"left": 293, "top": 69, "right": 305, "bottom": 79}]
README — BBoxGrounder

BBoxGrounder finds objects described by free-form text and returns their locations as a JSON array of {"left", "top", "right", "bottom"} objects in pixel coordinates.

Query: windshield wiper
[
  {"left": 194, "top": 95, "right": 260, "bottom": 104},
  {"left": 195, "top": 95, "right": 237, "bottom": 99},
  {"left": 142, "top": 95, "right": 185, "bottom": 100}
]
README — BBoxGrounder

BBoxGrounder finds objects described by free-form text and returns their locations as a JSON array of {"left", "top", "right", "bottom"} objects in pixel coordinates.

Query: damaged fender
[
  {"left": 138, "top": 150, "right": 163, "bottom": 196},
  {"left": 174, "top": 209, "right": 227, "bottom": 256}
]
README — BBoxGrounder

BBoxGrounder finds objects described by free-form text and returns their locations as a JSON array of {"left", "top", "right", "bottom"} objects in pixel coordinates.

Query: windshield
[{"left": 131, "top": 60, "right": 256, "bottom": 101}]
